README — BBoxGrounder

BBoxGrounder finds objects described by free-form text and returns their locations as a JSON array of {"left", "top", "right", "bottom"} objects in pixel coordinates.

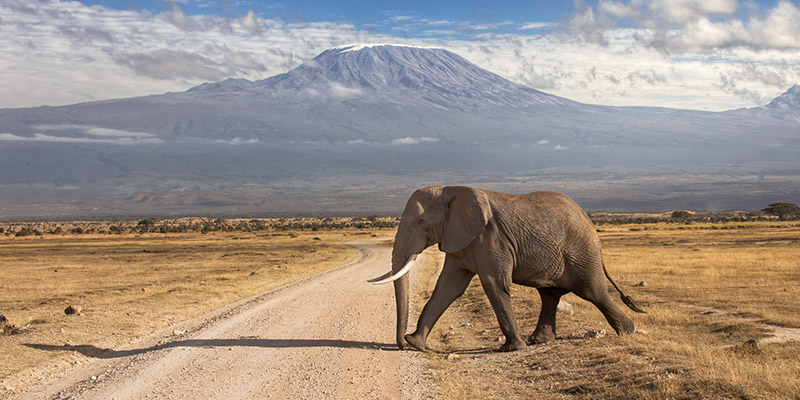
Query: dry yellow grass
[
  {"left": 0, "top": 229, "right": 395, "bottom": 384},
  {"left": 3, "top": 220, "right": 798, "bottom": 398},
  {"left": 417, "top": 221, "right": 800, "bottom": 399}
]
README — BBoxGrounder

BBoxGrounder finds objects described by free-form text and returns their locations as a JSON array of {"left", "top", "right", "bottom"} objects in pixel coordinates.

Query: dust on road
[{"left": 16, "top": 241, "right": 433, "bottom": 399}]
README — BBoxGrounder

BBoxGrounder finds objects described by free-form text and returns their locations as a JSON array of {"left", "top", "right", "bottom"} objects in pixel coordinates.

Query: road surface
[{"left": 17, "top": 241, "right": 432, "bottom": 399}]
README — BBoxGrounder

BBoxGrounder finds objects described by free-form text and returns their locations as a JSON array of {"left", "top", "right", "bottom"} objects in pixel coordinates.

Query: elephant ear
[{"left": 440, "top": 186, "right": 492, "bottom": 253}]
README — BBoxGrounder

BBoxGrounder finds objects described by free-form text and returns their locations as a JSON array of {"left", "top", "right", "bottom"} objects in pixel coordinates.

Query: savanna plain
[{"left": 1, "top": 217, "right": 799, "bottom": 399}]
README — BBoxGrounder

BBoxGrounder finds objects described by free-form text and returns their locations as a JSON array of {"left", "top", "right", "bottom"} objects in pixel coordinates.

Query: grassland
[
  {"left": 0, "top": 224, "right": 395, "bottom": 390},
  {"left": 417, "top": 221, "right": 800, "bottom": 399},
  {"left": 2, "top": 218, "right": 799, "bottom": 399}
]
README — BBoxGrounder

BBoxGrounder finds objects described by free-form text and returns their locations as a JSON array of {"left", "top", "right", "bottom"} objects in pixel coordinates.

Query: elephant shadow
[{"left": 24, "top": 338, "right": 397, "bottom": 359}]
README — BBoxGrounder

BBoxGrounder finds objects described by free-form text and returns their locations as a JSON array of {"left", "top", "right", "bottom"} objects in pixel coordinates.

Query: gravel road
[{"left": 17, "top": 241, "right": 432, "bottom": 399}]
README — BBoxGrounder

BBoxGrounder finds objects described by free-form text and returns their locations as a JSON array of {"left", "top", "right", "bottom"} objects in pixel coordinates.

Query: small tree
[
  {"left": 671, "top": 210, "right": 692, "bottom": 222},
  {"left": 762, "top": 202, "right": 800, "bottom": 220}
]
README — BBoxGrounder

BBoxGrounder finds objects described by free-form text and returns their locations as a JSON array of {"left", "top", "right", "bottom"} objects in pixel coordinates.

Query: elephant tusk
[
  {"left": 367, "top": 271, "right": 393, "bottom": 283},
  {"left": 370, "top": 255, "right": 418, "bottom": 285}
]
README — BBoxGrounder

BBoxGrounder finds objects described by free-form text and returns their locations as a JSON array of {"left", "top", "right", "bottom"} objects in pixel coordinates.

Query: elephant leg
[
  {"left": 573, "top": 282, "right": 635, "bottom": 335},
  {"left": 405, "top": 261, "right": 474, "bottom": 351},
  {"left": 530, "top": 287, "right": 568, "bottom": 344},
  {"left": 478, "top": 274, "right": 526, "bottom": 352},
  {"left": 594, "top": 295, "right": 636, "bottom": 335}
]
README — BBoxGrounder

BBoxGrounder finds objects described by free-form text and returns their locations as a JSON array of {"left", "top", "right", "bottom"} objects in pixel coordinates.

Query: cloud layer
[
  {"left": 584, "top": 0, "right": 800, "bottom": 52},
  {"left": 0, "top": 124, "right": 162, "bottom": 144},
  {"left": 0, "top": 0, "right": 798, "bottom": 111}
]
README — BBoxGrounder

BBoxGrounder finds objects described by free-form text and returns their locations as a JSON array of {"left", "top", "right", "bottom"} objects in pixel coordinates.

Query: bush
[{"left": 15, "top": 228, "right": 33, "bottom": 237}]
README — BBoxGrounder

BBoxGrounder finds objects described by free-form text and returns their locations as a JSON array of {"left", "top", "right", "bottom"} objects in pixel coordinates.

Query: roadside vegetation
[
  {"left": 0, "top": 220, "right": 396, "bottom": 392},
  {"left": 416, "top": 220, "right": 800, "bottom": 399}
]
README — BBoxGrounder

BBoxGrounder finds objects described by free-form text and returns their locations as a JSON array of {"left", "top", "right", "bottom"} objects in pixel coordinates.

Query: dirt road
[{"left": 17, "top": 241, "right": 432, "bottom": 399}]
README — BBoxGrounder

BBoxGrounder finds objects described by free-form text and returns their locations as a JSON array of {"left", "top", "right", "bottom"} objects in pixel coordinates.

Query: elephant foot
[
  {"left": 528, "top": 328, "right": 555, "bottom": 345},
  {"left": 615, "top": 318, "right": 636, "bottom": 335},
  {"left": 499, "top": 337, "right": 526, "bottom": 352},
  {"left": 404, "top": 333, "right": 427, "bottom": 352}
]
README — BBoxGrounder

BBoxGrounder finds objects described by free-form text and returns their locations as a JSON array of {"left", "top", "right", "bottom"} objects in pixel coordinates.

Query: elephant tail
[{"left": 602, "top": 261, "right": 646, "bottom": 313}]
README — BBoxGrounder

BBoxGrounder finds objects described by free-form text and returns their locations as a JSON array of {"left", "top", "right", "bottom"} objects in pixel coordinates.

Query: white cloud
[
  {"left": 215, "top": 137, "right": 261, "bottom": 145},
  {"left": 239, "top": 10, "right": 261, "bottom": 34},
  {"left": 750, "top": 1, "right": 800, "bottom": 49},
  {"left": 598, "top": 1, "right": 640, "bottom": 20},
  {"left": 648, "top": 0, "right": 739, "bottom": 24},
  {"left": 392, "top": 137, "right": 420, "bottom": 145},
  {"left": 667, "top": 17, "right": 749, "bottom": 52},
  {"left": 391, "top": 136, "right": 438, "bottom": 145},
  {"left": 112, "top": 49, "right": 228, "bottom": 81},
  {"left": 569, "top": 5, "right": 608, "bottom": 46},
  {"left": 0, "top": 133, "right": 162, "bottom": 145},
  {"left": 0, "top": 124, "right": 162, "bottom": 144},
  {"left": 34, "top": 124, "right": 156, "bottom": 138},
  {"left": 446, "top": 30, "right": 798, "bottom": 110},
  {"left": 445, "top": 0, "right": 799, "bottom": 110},
  {"left": 585, "top": 0, "right": 800, "bottom": 53},
  {"left": 169, "top": 3, "right": 192, "bottom": 30},
  {"left": 390, "top": 15, "right": 416, "bottom": 22},
  {"left": 330, "top": 83, "right": 364, "bottom": 98},
  {"left": 520, "top": 22, "right": 552, "bottom": 30},
  {"left": 0, "top": 0, "right": 390, "bottom": 108}
]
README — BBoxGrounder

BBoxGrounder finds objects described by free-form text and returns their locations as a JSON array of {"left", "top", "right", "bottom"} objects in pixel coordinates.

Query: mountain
[
  {"left": 0, "top": 44, "right": 798, "bottom": 218},
  {"left": 0, "top": 45, "right": 577, "bottom": 144},
  {"left": 765, "top": 84, "right": 800, "bottom": 113}
]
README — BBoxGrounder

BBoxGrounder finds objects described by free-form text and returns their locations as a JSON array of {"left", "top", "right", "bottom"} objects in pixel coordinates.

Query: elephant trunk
[
  {"left": 369, "top": 249, "right": 419, "bottom": 349},
  {"left": 385, "top": 209, "right": 427, "bottom": 349},
  {"left": 392, "top": 270, "right": 409, "bottom": 349},
  {"left": 390, "top": 242, "right": 419, "bottom": 349}
]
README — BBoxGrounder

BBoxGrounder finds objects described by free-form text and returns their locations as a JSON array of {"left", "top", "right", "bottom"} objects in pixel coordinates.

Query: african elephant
[{"left": 370, "top": 186, "right": 644, "bottom": 352}]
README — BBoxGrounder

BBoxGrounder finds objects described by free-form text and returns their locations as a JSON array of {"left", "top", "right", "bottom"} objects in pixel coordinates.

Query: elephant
[{"left": 369, "top": 186, "right": 644, "bottom": 352}]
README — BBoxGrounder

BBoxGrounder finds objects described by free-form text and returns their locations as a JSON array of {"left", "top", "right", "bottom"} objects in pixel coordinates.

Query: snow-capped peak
[
  {"left": 333, "top": 43, "right": 444, "bottom": 53},
  {"left": 253, "top": 44, "right": 573, "bottom": 108}
]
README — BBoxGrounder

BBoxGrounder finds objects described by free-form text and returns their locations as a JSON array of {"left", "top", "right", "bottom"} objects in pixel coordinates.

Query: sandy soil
[{"left": 14, "top": 241, "right": 432, "bottom": 400}]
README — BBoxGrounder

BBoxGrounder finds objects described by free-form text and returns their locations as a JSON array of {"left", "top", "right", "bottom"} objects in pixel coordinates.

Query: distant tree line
[
  {"left": 1, "top": 216, "right": 399, "bottom": 237},
  {"left": 591, "top": 202, "right": 800, "bottom": 225},
  {"left": 3, "top": 203, "right": 798, "bottom": 237}
]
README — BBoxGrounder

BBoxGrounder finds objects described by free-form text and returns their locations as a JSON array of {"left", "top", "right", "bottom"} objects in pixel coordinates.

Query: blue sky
[
  {"left": 1, "top": 0, "right": 799, "bottom": 110},
  {"left": 84, "top": 1, "right": 572, "bottom": 28},
  {"left": 78, "top": 0, "right": 786, "bottom": 33}
]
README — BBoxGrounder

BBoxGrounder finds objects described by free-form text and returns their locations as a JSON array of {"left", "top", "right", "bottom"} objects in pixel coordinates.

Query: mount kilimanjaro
[{"left": 0, "top": 44, "right": 798, "bottom": 218}]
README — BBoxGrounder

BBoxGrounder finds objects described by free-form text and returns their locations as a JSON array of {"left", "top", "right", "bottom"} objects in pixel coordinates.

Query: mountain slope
[
  {"left": 766, "top": 84, "right": 800, "bottom": 111},
  {"left": 0, "top": 45, "right": 584, "bottom": 144},
  {"left": 251, "top": 45, "right": 574, "bottom": 107},
  {"left": 0, "top": 45, "right": 798, "bottom": 217}
]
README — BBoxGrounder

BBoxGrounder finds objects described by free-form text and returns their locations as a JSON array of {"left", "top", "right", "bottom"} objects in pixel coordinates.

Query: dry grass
[
  {"left": 0, "top": 229, "right": 393, "bottom": 384},
  {"left": 3, "top": 219, "right": 798, "bottom": 398},
  {"left": 416, "top": 221, "right": 800, "bottom": 399}
]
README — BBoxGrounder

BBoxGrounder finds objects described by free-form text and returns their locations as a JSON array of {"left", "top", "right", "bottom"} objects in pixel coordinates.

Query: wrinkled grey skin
[{"left": 391, "top": 186, "right": 643, "bottom": 352}]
